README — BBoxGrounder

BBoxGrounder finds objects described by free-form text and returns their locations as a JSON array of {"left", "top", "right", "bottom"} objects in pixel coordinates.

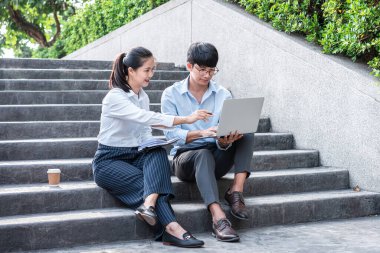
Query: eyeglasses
[{"left": 193, "top": 64, "right": 219, "bottom": 77}]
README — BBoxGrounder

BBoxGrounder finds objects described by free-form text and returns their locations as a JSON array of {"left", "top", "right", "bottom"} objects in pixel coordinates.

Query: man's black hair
[{"left": 187, "top": 42, "right": 218, "bottom": 67}]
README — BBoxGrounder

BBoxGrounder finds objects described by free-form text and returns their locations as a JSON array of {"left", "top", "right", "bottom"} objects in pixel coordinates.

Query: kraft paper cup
[{"left": 47, "top": 169, "right": 61, "bottom": 186}]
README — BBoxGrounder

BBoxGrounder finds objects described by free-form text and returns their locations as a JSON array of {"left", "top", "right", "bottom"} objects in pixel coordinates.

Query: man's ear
[{"left": 186, "top": 63, "right": 193, "bottom": 71}]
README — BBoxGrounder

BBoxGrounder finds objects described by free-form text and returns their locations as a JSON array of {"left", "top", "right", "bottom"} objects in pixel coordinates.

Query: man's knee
[
  {"left": 243, "top": 133, "right": 254, "bottom": 142},
  {"left": 193, "top": 149, "right": 215, "bottom": 166}
]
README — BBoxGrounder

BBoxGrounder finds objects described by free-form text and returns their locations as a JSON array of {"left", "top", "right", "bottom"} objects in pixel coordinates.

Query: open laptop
[{"left": 215, "top": 97, "right": 264, "bottom": 137}]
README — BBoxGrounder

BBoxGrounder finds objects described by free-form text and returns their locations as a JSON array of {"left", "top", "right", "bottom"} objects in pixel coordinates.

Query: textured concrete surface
[
  {"left": 0, "top": 168, "right": 349, "bottom": 216},
  {"left": 0, "top": 117, "right": 271, "bottom": 141},
  {"left": 0, "top": 133, "right": 293, "bottom": 161},
  {"left": 2, "top": 190, "right": 379, "bottom": 252},
  {"left": 0, "top": 149, "right": 318, "bottom": 185},
  {"left": 63, "top": 0, "right": 380, "bottom": 193},
  {"left": 0, "top": 59, "right": 112, "bottom": 69},
  {"left": 30, "top": 216, "right": 380, "bottom": 253},
  {"left": 0, "top": 69, "right": 188, "bottom": 80},
  {"left": 0, "top": 80, "right": 172, "bottom": 91},
  {"left": 0, "top": 59, "right": 175, "bottom": 70}
]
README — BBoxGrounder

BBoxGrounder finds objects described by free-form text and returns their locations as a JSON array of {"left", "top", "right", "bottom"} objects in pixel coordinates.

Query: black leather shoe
[
  {"left": 134, "top": 204, "right": 157, "bottom": 226},
  {"left": 162, "top": 231, "right": 204, "bottom": 248}
]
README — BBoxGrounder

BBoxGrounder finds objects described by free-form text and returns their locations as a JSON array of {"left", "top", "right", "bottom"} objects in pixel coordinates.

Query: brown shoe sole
[{"left": 211, "top": 232, "right": 240, "bottom": 242}]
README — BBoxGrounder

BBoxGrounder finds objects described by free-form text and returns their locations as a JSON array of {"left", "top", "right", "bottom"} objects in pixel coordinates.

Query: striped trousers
[{"left": 92, "top": 143, "right": 176, "bottom": 226}]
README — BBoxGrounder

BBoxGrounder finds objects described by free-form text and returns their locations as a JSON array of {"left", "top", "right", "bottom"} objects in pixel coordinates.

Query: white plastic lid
[{"left": 47, "top": 169, "right": 61, "bottom": 174}]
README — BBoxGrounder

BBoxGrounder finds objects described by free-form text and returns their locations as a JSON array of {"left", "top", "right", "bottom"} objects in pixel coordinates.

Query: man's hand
[
  {"left": 200, "top": 126, "right": 218, "bottom": 138},
  {"left": 217, "top": 131, "right": 243, "bottom": 147},
  {"left": 186, "top": 126, "right": 217, "bottom": 143}
]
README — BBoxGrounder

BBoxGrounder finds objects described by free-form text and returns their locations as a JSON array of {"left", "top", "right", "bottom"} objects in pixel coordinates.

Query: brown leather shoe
[
  {"left": 212, "top": 218, "right": 240, "bottom": 242},
  {"left": 224, "top": 190, "right": 249, "bottom": 220}
]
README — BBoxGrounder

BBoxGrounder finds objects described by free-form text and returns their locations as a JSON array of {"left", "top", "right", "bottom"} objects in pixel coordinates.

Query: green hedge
[
  {"left": 231, "top": 0, "right": 380, "bottom": 77},
  {"left": 33, "top": 0, "right": 169, "bottom": 58}
]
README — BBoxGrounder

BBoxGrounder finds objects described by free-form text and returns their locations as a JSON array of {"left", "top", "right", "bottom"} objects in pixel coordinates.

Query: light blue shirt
[{"left": 161, "top": 77, "right": 232, "bottom": 155}]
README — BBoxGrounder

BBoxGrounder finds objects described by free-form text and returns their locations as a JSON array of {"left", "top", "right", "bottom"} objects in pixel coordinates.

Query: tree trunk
[{"left": 7, "top": 4, "right": 61, "bottom": 48}]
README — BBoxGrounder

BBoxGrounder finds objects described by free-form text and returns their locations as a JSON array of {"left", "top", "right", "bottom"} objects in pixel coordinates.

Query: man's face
[{"left": 187, "top": 63, "right": 218, "bottom": 87}]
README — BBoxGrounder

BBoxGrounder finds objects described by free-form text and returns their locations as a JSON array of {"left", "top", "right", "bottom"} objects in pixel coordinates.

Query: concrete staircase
[{"left": 0, "top": 58, "right": 379, "bottom": 252}]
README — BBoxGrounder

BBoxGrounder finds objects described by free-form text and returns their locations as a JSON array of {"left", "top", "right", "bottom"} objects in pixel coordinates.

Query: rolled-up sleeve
[{"left": 165, "top": 128, "right": 189, "bottom": 146}]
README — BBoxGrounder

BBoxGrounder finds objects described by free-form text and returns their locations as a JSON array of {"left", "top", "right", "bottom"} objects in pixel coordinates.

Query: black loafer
[
  {"left": 162, "top": 231, "right": 204, "bottom": 248},
  {"left": 134, "top": 204, "right": 157, "bottom": 226}
]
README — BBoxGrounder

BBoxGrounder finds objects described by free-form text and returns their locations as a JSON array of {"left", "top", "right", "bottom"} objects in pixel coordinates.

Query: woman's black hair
[
  {"left": 109, "top": 47, "right": 153, "bottom": 92},
  {"left": 187, "top": 42, "right": 218, "bottom": 67}
]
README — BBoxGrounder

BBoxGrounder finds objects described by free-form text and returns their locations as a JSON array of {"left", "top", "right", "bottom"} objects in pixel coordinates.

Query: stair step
[
  {"left": 0, "top": 158, "right": 93, "bottom": 185},
  {"left": 0, "top": 58, "right": 178, "bottom": 70},
  {"left": 0, "top": 121, "right": 163, "bottom": 140},
  {"left": 0, "top": 133, "right": 293, "bottom": 161},
  {"left": 0, "top": 118, "right": 271, "bottom": 140},
  {"left": 0, "top": 79, "right": 174, "bottom": 91},
  {"left": 1, "top": 190, "right": 378, "bottom": 252},
  {"left": 0, "top": 104, "right": 161, "bottom": 121},
  {"left": 25, "top": 216, "right": 380, "bottom": 253},
  {"left": 0, "top": 58, "right": 113, "bottom": 70},
  {"left": 0, "top": 167, "right": 349, "bottom": 217},
  {"left": 0, "top": 90, "right": 163, "bottom": 104},
  {"left": 0, "top": 150, "right": 319, "bottom": 184},
  {"left": 252, "top": 149, "right": 319, "bottom": 170},
  {"left": 0, "top": 69, "right": 189, "bottom": 80}
]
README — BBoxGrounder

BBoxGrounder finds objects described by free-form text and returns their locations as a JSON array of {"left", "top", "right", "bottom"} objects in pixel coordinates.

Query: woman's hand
[
  {"left": 217, "top": 131, "right": 243, "bottom": 147},
  {"left": 185, "top": 109, "right": 213, "bottom": 124},
  {"left": 173, "top": 110, "right": 212, "bottom": 126}
]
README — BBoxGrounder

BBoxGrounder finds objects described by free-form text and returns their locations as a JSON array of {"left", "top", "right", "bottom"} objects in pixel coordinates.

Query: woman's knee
[
  {"left": 145, "top": 147, "right": 171, "bottom": 167},
  {"left": 148, "top": 147, "right": 168, "bottom": 158}
]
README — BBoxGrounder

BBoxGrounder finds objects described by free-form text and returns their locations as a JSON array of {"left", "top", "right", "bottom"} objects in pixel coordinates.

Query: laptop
[{"left": 215, "top": 97, "right": 264, "bottom": 137}]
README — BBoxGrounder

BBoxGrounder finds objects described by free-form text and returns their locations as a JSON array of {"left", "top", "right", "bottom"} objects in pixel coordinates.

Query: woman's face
[{"left": 128, "top": 56, "right": 156, "bottom": 89}]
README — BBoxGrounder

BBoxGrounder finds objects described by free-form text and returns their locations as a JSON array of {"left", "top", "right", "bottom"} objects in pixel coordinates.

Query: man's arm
[{"left": 161, "top": 89, "right": 216, "bottom": 144}]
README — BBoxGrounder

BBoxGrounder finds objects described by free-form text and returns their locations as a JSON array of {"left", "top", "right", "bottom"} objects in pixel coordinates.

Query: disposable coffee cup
[{"left": 47, "top": 169, "right": 61, "bottom": 186}]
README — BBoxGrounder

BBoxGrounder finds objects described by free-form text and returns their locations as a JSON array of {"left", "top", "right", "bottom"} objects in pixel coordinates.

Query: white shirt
[{"left": 97, "top": 88, "right": 175, "bottom": 147}]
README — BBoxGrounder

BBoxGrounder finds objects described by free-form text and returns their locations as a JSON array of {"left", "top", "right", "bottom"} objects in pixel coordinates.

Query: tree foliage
[
  {"left": 231, "top": 0, "right": 380, "bottom": 78},
  {"left": 31, "top": 0, "right": 169, "bottom": 58},
  {"left": 1, "top": 0, "right": 168, "bottom": 58},
  {"left": 0, "top": 0, "right": 83, "bottom": 57},
  {"left": 60, "top": 0, "right": 169, "bottom": 55}
]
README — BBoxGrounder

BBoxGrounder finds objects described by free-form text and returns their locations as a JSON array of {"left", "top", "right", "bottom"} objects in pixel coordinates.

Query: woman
[{"left": 92, "top": 47, "right": 211, "bottom": 248}]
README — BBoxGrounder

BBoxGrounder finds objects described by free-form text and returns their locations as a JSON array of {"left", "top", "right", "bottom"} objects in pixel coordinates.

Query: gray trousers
[{"left": 173, "top": 133, "right": 254, "bottom": 207}]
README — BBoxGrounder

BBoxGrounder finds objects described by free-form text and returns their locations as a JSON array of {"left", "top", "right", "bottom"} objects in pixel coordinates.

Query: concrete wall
[{"left": 65, "top": 0, "right": 380, "bottom": 192}]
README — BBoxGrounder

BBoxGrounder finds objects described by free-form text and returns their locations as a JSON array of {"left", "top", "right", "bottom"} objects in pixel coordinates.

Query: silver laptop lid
[{"left": 217, "top": 97, "right": 264, "bottom": 137}]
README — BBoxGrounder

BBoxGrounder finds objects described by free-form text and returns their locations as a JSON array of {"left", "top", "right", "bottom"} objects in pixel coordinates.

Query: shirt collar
[{"left": 126, "top": 88, "right": 146, "bottom": 100}]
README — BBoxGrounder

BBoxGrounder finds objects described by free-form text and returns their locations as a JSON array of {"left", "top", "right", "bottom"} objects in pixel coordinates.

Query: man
[{"left": 161, "top": 42, "right": 254, "bottom": 242}]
